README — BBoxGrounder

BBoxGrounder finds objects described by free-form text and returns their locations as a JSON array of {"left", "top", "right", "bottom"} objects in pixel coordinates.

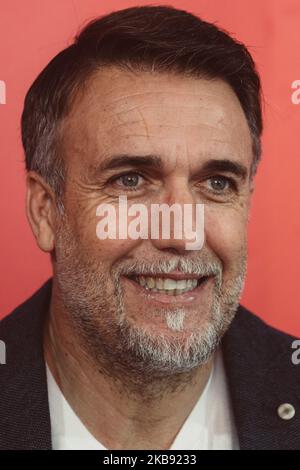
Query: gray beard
[{"left": 53, "top": 217, "right": 247, "bottom": 391}]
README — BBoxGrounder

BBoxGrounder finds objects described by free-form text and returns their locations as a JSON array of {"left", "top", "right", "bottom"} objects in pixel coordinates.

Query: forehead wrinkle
[
  {"left": 96, "top": 105, "right": 233, "bottom": 138},
  {"left": 102, "top": 97, "right": 215, "bottom": 111},
  {"left": 97, "top": 95, "right": 222, "bottom": 122},
  {"left": 65, "top": 71, "right": 253, "bottom": 177},
  {"left": 101, "top": 97, "right": 239, "bottom": 130},
  {"left": 95, "top": 123, "right": 220, "bottom": 151},
  {"left": 93, "top": 116, "right": 246, "bottom": 164},
  {"left": 71, "top": 69, "right": 244, "bottom": 124},
  {"left": 70, "top": 75, "right": 248, "bottom": 137},
  {"left": 97, "top": 101, "right": 217, "bottom": 132},
  {"left": 111, "top": 103, "right": 216, "bottom": 116},
  {"left": 97, "top": 122, "right": 235, "bottom": 141},
  {"left": 98, "top": 89, "right": 220, "bottom": 104},
  {"left": 88, "top": 74, "right": 235, "bottom": 108}
]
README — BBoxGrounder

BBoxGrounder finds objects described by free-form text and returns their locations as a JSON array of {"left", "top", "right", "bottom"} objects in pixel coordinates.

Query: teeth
[
  {"left": 163, "top": 279, "right": 177, "bottom": 290},
  {"left": 146, "top": 278, "right": 155, "bottom": 289},
  {"left": 135, "top": 276, "right": 199, "bottom": 295}
]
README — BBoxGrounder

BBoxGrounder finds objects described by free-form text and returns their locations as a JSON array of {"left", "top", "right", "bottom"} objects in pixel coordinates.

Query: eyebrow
[
  {"left": 87, "top": 154, "right": 248, "bottom": 181},
  {"left": 196, "top": 159, "right": 248, "bottom": 181},
  {"left": 91, "top": 154, "right": 164, "bottom": 173}
]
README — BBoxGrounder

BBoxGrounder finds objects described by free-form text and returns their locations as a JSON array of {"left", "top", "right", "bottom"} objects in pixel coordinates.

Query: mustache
[{"left": 113, "top": 255, "right": 223, "bottom": 279}]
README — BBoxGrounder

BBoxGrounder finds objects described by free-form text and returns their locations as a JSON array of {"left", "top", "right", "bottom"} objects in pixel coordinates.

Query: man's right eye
[{"left": 109, "top": 172, "right": 145, "bottom": 191}]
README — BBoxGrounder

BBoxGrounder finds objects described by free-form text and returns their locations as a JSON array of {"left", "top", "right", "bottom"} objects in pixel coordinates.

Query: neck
[{"left": 44, "top": 286, "right": 215, "bottom": 450}]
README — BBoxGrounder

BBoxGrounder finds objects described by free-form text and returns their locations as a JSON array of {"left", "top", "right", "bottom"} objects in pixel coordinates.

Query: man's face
[{"left": 53, "top": 66, "right": 253, "bottom": 376}]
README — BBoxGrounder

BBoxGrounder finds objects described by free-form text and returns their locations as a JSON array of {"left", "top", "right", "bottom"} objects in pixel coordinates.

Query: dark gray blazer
[{"left": 0, "top": 278, "right": 299, "bottom": 450}]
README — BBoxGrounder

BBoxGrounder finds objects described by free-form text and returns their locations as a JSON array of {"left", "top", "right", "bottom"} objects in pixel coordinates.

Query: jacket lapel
[
  {"left": 0, "top": 278, "right": 53, "bottom": 450},
  {"left": 222, "top": 306, "right": 300, "bottom": 449}
]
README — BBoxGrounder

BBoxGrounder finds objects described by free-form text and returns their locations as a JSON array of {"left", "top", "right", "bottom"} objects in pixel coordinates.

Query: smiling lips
[{"left": 128, "top": 274, "right": 209, "bottom": 296}]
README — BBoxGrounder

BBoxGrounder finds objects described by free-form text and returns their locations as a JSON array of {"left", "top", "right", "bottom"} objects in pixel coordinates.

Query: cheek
[
  {"left": 72, "top": 206, "right": 142, "bottom": 263},
  {"left": 204, "top": 205, "right": 248, "bottom": 269}
]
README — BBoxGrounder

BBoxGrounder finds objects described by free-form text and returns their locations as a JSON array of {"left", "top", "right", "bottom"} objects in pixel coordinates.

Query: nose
[{"left": 150, "top": 181, "right": 205, "bottom": 254}]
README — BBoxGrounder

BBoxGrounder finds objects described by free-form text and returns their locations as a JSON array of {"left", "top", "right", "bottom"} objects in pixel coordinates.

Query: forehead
[{"left": 61, "top": 66, "right": 253, "bottom": 172}]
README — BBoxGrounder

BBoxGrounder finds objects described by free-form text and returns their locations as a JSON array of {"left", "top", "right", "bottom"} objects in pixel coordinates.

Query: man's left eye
[{"left": 206, "top": 176, "right": 233, "bottom": 192}]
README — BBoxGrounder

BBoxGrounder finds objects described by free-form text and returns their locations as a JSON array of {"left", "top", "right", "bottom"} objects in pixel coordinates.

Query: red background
[{"left": 0, "top": 0, "right": 299, "bottom": 335}]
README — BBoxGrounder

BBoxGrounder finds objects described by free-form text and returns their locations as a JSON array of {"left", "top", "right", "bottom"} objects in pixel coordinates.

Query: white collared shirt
[{"left": 47, "top": 347, "right": 239, "bottom": 450}]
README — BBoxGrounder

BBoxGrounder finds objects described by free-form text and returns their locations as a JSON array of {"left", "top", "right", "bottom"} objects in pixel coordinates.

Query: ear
[{"left": 26, "top": 171, "right": 57, "bottom": 253}]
